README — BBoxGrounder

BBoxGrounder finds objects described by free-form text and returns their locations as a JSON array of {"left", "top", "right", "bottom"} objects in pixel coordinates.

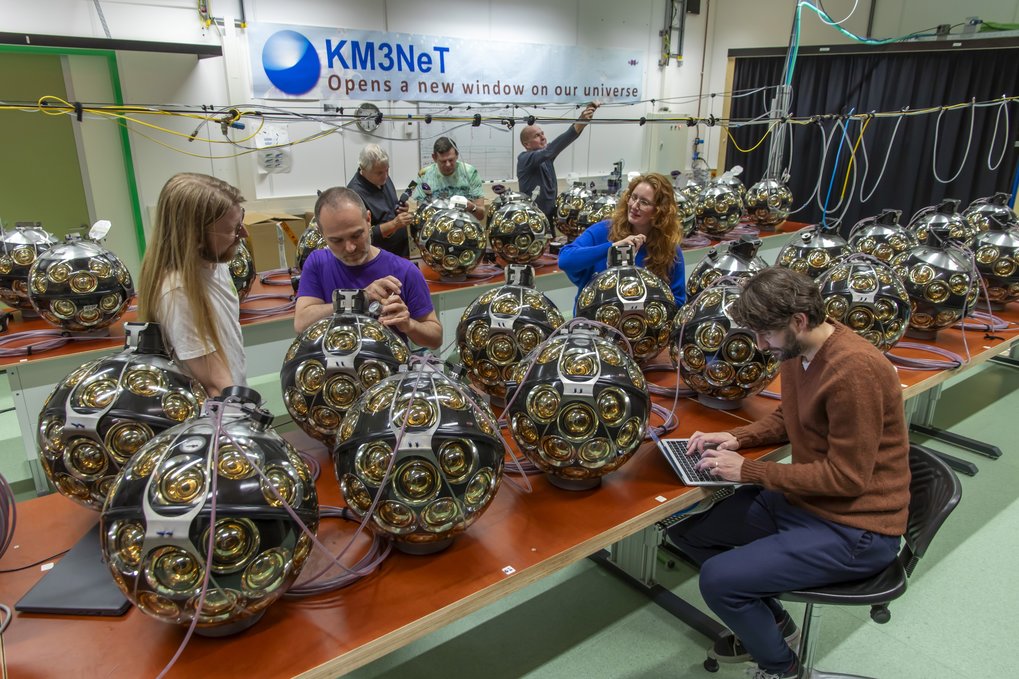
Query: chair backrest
[{"left": 900, "top": 444, "right": 963, "bottom": 576}]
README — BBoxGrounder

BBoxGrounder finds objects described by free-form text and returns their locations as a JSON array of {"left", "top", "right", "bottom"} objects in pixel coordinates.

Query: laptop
[
  {"left": 16, "top": 521, "right": 131, "bottom": 616},
  {"left": 652, "top": 435, "right": 735, "bottom": 487}
]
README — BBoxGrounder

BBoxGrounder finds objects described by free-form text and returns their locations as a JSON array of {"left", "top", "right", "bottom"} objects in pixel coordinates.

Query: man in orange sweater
[{"left": 668, "top": 267, "right": 910, "bottom": 679}]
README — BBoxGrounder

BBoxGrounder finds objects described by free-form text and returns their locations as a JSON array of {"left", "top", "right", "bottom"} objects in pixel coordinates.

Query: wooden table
[{"left": 0, "top": 401, "right": 775, "bottom": 678}]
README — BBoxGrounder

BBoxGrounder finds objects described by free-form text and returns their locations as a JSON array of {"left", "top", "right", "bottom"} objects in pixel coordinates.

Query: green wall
[{"left": 0, "top": 53, "right": 91, "bottom": 235}]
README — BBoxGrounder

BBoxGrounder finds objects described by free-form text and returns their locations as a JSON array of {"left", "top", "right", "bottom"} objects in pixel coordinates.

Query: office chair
[{"left": 702, "top": 443, "right": 963, "bottom": 677}]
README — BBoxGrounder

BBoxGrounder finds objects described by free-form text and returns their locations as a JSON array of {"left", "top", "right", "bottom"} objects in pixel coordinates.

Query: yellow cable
[
  {"left": 725, "top": 123, "right": 775, "bottom": 153},
  {"left": 839, "top": 118, "right": 870, "bottom": 201}
]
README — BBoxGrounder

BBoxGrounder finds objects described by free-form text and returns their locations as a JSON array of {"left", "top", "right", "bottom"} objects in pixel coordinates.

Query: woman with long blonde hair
[
  {"left": 558, "top": 172, "right": 686, "bottom": 309},
  {"left": 137, "top": 173, "right": 248, "bottom": 395}
]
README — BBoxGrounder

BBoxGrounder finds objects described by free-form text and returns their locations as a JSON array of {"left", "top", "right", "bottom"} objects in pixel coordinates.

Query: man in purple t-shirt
[{"left": 295, "top": 187, "right": 443, "bottom": 348}]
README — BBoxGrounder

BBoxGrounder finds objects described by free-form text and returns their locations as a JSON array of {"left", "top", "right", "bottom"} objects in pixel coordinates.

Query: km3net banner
[{"left": 249, "top": 23, "right": 644, "bottom": 104}]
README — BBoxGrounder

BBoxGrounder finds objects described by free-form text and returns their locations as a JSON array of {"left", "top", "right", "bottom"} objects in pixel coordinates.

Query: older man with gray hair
[{"left": 347, "top": 143, "right": 414, "bottom": 258}]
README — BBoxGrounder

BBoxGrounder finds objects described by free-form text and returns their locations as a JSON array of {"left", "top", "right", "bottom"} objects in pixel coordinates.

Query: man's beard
[{"left": 773, "top": 327, "right": 805, "bottom": 362}]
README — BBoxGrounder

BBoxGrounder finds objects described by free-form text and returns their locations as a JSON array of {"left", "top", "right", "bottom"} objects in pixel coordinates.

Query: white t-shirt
[{"left": 157, "top": 263, "right": 247, "bottom": 388}]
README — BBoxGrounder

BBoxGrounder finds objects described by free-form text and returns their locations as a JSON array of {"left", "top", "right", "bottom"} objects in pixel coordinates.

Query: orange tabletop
[{"left": 0, "top": 395, "right": 778, "bottom": 679}]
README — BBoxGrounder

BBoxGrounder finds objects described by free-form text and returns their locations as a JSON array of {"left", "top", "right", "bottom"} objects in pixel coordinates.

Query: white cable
[
  {"left": 932, "top": 99, "right": 976, "bottom": 184},
  {"left": 91, "top": 0, "right": 112, "bottom": 38},
  {"left": 789, "top": 121, "right": 836, "bottom": 216},
  {"left": 859, "top": 114, "right": 903, "bottom": 203},
  {"left": 815, "top": 0, "right": 860, "bottom": 26},
  {"left": 815, "top": 117, "right": 854, "bottom": 215},
  {"left": 987, "top": 97, "right": 1010, "bottom": 171}
]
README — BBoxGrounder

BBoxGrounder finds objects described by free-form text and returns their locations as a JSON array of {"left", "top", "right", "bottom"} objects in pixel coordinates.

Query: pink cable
[
  {"left": 0, "top": 329, "right": 111, "bottom": 358},
  {"left": 886, "top": 341, "right": 965, "bottom": 371}
]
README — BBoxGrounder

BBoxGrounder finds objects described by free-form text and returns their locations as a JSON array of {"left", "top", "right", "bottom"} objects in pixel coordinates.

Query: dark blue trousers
[{"left": 669, "top": 487, "right": 900, "bottom": 672}]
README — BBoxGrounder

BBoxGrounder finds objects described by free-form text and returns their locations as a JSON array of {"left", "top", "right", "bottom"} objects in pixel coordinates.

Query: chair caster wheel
[{"left": 704, "top": 657, "right": 719, "bottom": 672}]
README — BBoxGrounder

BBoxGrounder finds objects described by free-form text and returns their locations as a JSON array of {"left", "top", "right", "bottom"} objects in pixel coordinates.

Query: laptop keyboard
[{"left": 659, "top": 438, "right": 730, "bottom": 486}]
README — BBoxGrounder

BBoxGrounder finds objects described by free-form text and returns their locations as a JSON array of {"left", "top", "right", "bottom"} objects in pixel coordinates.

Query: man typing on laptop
[{"left": 667, "top": 267, "right": 910, "bottom": 679}]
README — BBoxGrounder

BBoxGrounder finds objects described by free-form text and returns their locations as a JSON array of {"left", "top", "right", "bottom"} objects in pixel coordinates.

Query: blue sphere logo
[{"left": 262, "top": 30, "right": 321, "bottom": 96}]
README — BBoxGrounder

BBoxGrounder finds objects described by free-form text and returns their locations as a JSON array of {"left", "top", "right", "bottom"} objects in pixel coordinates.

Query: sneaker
[
  {"left": 745, "top": 657, "right": 799, "bottom": 679},
  {"left": 709, "top": 611, "right": 800, "bottom": 663}
]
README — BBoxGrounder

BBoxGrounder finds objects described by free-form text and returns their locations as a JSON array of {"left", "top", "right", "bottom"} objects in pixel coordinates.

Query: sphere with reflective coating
[
  {"left": 412, "top": 197, "right": 459, "bottom": 239},
  {"left": 669, "top": 284, "right": 780, "bottom": 408},
  {"left": 457, "top": 266, "right": 565, "bottom": 400},
  {"left": 506, "top": 327, "right": 650, "bottom": 490},
  {"left": 776, "top": 226, "right": 851, "bottom": 279},
  {"left": 745, "top": 179, "right": 793, "bottom": 228},
  {"left": 488, "top": 200, "right": 550, "bottom": 264},
  {"left": 908, "top": 198, "right": 976, "bottom": 249},
  {"left": 229, "top": 240, "right": 255, "bottom": 302},
  {"left": 37, "top": 323, "right": 207, "bottom": 510},
  {"left": 290, "top": 221, "right": 326, "bottom": 293},
  {"left": 575, "top": 251, "right": 678, "bottom": 364},
  {"left": 686, "top": 236, "right": 767, "bottom": 301},
  {"left": 577, "top": 193, "right": 618, "bottom": 234},
  {"left": 281, "top": 296, "right": 410, "bottom": 449},
  {"left": 487, "top": 188, "right": 532, "bottom": 219},
  {"left": 554, "top": 183, "right": 593, "bottom": 239},
  {"left": 971, "top": 214, "right": 1019, "bottom": 308},
  {"left": 849, "top": 209, "right": 918, "bottom": 264},
  {"left": 27, "top": 234, "right": 133, "bottom": 331},
  {"left": 964, "top": 192, "right": 1018, "bottom": 233},
  {"left": 335, "top": 365, "right": 503, "bottom": 554},
  {"left": 673, "top": 188, "right": 696, "bottom": 238},
  {"left": 681, "top": 175, "right": 709, "bottom": 203},
  {"left": 0, "top": 224, "right": 58, "bottom": 311},
  {"left": 417, "top": 206, "right": 485, "bottom": 280},
  {"left": 891, "top": 242, "right": 980, "bottom": 337},
  {"left": 695, "top": 183, "right": 743, "bottom": 237},
  {"left": 100, "top": 389, "right": 319, "bottom": 634},
  {"left": 714, "top": 172, "right": 747, "bottom": 205},
  {"left": 816, "top": 256, "right": 911, "bottom": 351}
]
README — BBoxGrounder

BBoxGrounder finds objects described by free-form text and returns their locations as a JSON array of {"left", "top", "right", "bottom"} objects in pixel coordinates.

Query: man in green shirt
[{"left": 412, "top": 137, "right": 486, "bottom": 221}]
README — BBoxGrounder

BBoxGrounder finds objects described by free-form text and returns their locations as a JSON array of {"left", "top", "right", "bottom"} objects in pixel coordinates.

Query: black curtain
[{"left": 725, "top": 48, "right": 1019, "bottom": 235}]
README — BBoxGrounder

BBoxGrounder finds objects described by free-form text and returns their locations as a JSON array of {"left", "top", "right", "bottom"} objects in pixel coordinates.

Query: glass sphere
[
  {"left": 964, "top": 192, "right": 1018, "bottom": 233},
  {"left": 506, "top": 327, "right": 650, "bottom": 490},
  {"left": 817, "top": 257, "right": 911, "bottom": 351},
  {"left": 908, "top": 198, "right": 976, "bottom": 249},
  {"left": 849, "top": 209, "right": 918, "bottom": 264},
  {"left": 417, "top": 207, "right": 485, "bottom": 280},
  {"left": 27, "top": 234, "right": 133, "bottom": 331},
  {"left": 695, "top": 184, "right": 743, "bottom": 238},
  {"left": 554, "top": 183, "right": 593, "bottom": 240},
  {"left": 335, "top": 365, "right": 503, "bottom": 554},
  {"left": 714, "top": 173, "right": 747, "bottom": 205},
  {"left": 37, "top": 323, "right": 207, "bottom": 511},
  {"left": 229, "top": 241, "right": 255, "bottom": 302},
  {"left": 670, "top": 284, "right": 780, "bottom": 409},
  {"left": 290, "top": 221, "right": 325, "bottom": 293},
  {"left": 776, "top": 226, "right": 851, "bottom": 279},
  {"left": 281, "top": 291, "right": 410, "bottom": 449},
  {"left": 487, "top": 188, "right": 533, "bottom": 218},
  {"left": 673, "top": 189, "right": 696, "bottom": 239},
  {"left": 575, "top": 249, "right": 678, "bottom": 364},
  {"left": 412, "top": 197, "right": 459, "bottom": 240},
  {"left": 686, "top": 236, "right": 767, "bottom": 301},
  {"left": 681, "top": 175, "right": 708, "bottom": 203},
  {"left": 0, "top": 224, "right": 58, "bottom": 311},
  {"left": 745, "top": 179, "right": 793, "bottom": 228},
  {"left": 100, "top": 388, "right": 319, "bottom": 634},
  {"left": 457, "top": 266, "right": 564, "bottom": 400},
  {"left": 891, "top": 242, "right": 980, "bottom": 337},
  {"left": 488, "top": 200, "right": 550, "bottom": 264},
  {"left": 972, "top": 214, "right": 1019, "bottom": 309},
  {"left": 576, "top": 194, "right": 618, "bottom": 234}
]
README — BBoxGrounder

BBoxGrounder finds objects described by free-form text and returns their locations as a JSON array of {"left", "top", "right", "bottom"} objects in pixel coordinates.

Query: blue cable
[
  {"left": 1011, "top": 158, "right": 1019, "bottom": 209},
  {"left": 821, "top": 109, "right": 855, "bottom": 228}
]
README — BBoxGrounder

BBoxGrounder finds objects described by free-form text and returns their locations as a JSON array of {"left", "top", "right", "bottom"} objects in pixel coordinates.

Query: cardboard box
[{"left": 243, "top": 212, "right": 309, "bottom": 273}]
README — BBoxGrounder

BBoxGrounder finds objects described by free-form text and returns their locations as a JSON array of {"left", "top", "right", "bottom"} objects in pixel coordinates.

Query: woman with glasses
[
  {"left": 137, "top": 173, "right": 249, "bottom": 396},
  {"left": 558, "top": 172, "right": 686, "bottom": 310}
]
